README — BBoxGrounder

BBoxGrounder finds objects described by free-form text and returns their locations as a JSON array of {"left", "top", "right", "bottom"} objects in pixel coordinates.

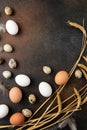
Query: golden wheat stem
[{"left": 34, "top": 95, "right": 57, "bottom": 126}]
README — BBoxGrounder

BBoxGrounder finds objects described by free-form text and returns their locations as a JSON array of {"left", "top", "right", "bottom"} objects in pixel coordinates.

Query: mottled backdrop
[{"left": 0, "top": 0, "right": 87, "bottom": 130}]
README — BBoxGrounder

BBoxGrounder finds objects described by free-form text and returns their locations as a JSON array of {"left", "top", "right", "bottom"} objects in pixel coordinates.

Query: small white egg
[
  {"left": 3, "top": 44, "right": 13, "bottom": 53},
  {"left": 15, "top": 74, "right": 31, "bottom": 87},
  {"left": 28, "top": 94, "right": 36, "bottom": 104},
  {"left": 75, "top": 69, "right": 82, "bottom": 79},
  {"left": 2, "top": 70, "right": 12, "bottom": 79},
  {"left": 6, "top": 20, "right": 19, "bottom": 35},
  {"left": 39, "top": 82, "right": 52, "bottom": 97},
  {"left": 43, "top": 66, "right": 52, "bottom": 74},
  {"left": 0, "top": 104, "right": 9, "bottom": 118}
]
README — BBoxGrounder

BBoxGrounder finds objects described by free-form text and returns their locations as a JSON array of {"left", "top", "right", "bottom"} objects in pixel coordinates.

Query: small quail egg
[
  {"left": 43, "top": 66, "right": 52, "bottom": 74},
  {"left": 75, "top": 69, "right": 82, "bottom": 79},
  {"left": 5, "top": 6, "right": 13, "bottom": 16},
  {"left": 28, "top": 94, "right": 36, "bottom": 104},
  {"left": 2, "top": 70, "right": 12, "bottom": 79},
  {"left": 55, "top": 70, "right": 69, "bottom": 85},
  {"left": 22, "top": 108, "right": 32, "bottom": 118},
  {"left": 3, "top": 44, "right": 13, "bottom": 53},
  {"left": 8, "top": 58, "right": 17, "bottom": 69}
]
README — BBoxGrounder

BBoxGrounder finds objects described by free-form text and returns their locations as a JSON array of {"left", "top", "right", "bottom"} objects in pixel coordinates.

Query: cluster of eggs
[
  {"left": 0, "top": 6, "right": 71, "bottom": 126},
  {"left": 9, "top": 71, "right": 69, "bottom": 125},
  {"left": 0, "top": 70, "right": 69, "bottom": 125},
  {"left": 0, "top": 6, "right": 24, "bottom": 125}
]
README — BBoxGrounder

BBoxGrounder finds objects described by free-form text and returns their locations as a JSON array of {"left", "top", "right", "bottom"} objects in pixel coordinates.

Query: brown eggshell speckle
[
  {"left": 10, "top": 112, "right": 25, "bottom": 125},
  {"left": 55, "top": 70, "right": 69, "bottom": 85},
  {"left": 9, "top": 87, "right": 22, "bottom": 103}
]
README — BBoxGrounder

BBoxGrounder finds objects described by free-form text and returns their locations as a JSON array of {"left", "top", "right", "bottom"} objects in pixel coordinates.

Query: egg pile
[
  {"left": 0, "top": 6, "right": 53, "bottom": 126},
  {"left": 0, "top": 6, "right": 71, "bottom": 127},
  {"left": 0, "top": 6, "right": 25, "bottom": 125}
]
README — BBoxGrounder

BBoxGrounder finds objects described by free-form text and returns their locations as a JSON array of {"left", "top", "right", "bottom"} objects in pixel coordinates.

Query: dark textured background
[{"left": 0, "top": 0, "right": 87, "bottom": 130}]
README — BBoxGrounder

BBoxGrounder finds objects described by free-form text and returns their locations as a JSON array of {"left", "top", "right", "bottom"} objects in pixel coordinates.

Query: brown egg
[
  {"left": 9, "top": 112, "right": 25, "bottom": 125},
  {"left": 55, "top": 70, "right": 69, "bottom": 85},
  {"left": 9, "top": 87, "right": 22, "bottom": 103}
]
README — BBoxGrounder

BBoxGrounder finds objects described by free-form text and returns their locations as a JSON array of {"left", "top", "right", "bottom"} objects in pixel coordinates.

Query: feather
[
  {"left": 0, "top": 81, "right": 8, "bottom": 95},
  {"left": 68, "top": 117, "right": 77, "bottom": 130},
  {"left": 0, "top": 24, "right": 6, "bottom": 33},
  {"left": 58, "top": 117, "right": 77, "bottom": 130},
  {"left": 58, "top": 119, "right": 68, "bottom": 129}
]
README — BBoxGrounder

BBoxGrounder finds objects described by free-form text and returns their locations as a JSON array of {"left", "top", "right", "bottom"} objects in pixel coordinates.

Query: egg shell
[
  {"left": 15, "top": 74, "right": 31, "bottom": 87},
  {"left": 2, "top": 70, "right": 12, "bottom": 79},
  {"left": 0, "top": 104, "right": 9, "bottom": 118},
  {"left": 22, "top": 109, "right": 32, "bottom": 118},
  {"left": 43, "top": 66, "right": 52, "bottom": 74},
  {"left": 3, "top": 44, "right": 13, "bottom": 53},
  {"left": 39, "top": 82, "right": 52, "bottom": 97},
  {"left": 5, "top": 6, "right": 13, "bottom": 16},
  {"left": 75, "top": 69, "right": 82, "bottom": 79},
  {"left": 9, "top": 87, "right": 22, "bottom": 103},
  {"left": 55, "top": 70, "right": 69, "bottom": 85},
  {"left": 10, "top": 112, "right": 25, "bottom": 125},
  {"left": 6, "top": 20, "right": 19, "bottom": 35},
  {"left": 28, "top": 94, "right": 36, "bottom": 104}
]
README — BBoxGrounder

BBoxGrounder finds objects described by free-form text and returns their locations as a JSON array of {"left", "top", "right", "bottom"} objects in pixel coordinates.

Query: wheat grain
[
  {"left": 78, "top": 64, "right": 87, "bottom": 72},
  {"left": 74, "top": 88, "right": 81, "bottom": 109},
  {"left": 67, "top": 21, "right": 86, "bottom": 37}
]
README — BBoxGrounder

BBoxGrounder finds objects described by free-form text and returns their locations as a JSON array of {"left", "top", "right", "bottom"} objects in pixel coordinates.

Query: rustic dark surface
[{"left": 0, "top": 0, "right": 87, "bottom": 130}]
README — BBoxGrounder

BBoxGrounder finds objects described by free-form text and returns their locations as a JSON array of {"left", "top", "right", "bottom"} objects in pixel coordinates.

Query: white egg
[
  {"left": 15, "top": 74, "right": 31, "bottom": 87},
  {"left": 2, "top": 70, "right": 12, "bottom": 79},
  {"left": 0, "top": 104, "right": 9, "bottom": 118},
  {"left": 39, "top": 82, "right": 52, "bottom": 97},
  {"left": 75, "top": 69, "right": 82, "bottom": 79},
  {"left": 3, "top": 44, "right": 13, "bottom": 53},
  {"left": 6, "top": 20, "right": 19, "bottom": 35}
]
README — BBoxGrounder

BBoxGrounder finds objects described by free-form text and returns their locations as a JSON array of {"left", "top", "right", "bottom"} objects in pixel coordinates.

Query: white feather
[
  {"left": 58, "top": 120, "right": 68, "bottom": 128},
  {"left": 0, "top": 81, "right": 8, "bottom": 95},
  {"left": 0, "top": 24, "right": 6, "bottom": 33},
  {"left": 58, "top": 117, "right": 77, "bottom": 130},
  {"left": 68, "top": 117, "right": 77, "bottom": 130}
]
